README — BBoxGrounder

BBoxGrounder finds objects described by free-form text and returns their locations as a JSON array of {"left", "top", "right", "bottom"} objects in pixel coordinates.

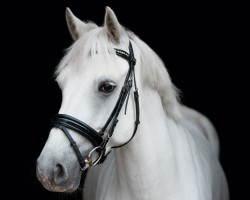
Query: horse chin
[
  {"left": 40, "top": 180, "right": 80, "bottom": 193},
  {"left": 36, "top": 162, "right": 82, "bottom": 193}
]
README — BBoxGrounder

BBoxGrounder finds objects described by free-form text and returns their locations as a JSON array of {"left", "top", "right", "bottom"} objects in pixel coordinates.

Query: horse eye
[{"left": 98, "top": 82, "right": 116, "bottom": 94}]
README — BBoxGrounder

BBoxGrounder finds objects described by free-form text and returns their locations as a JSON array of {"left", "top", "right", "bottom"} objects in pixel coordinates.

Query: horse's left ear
[{"left": 104, "top": 6, "right": 122, "bottom": 43}]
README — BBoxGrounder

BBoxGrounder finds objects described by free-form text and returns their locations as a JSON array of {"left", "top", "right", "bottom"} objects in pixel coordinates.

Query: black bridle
[{"left": 50, "top": 41, "right": 140, "bottom": 171}]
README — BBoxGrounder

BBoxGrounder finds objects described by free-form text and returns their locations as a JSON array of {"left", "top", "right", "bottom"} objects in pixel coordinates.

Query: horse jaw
[{"left": 36, "top": 128, "right": 92, "bottom": 192}]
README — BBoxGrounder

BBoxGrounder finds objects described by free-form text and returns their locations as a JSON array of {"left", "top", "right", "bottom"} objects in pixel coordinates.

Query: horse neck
[{"left": 113, "top": 86, "right": 180, "bottom": 199}]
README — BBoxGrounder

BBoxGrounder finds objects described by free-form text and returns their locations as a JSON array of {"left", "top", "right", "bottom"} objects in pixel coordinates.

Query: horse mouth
[{"left": 36, "top": 165, "right": 81, "bottom": 193}]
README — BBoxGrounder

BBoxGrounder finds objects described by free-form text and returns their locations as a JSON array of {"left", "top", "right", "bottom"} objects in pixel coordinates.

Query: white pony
[{"left": 36, "top": 6, "right": 229, "bottom": 200}]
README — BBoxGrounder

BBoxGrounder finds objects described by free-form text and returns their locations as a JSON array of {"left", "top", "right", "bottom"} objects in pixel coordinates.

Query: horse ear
[
  {"left": 104, "top": 6, "right": 122, "bottom": 43},
  {"left": 65, "top": 7, "right": 86, "bottom": 40}
]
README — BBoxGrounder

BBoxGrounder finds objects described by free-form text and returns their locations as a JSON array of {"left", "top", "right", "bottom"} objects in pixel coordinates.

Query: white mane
[
  {"left": 128, "top": 32, "right": 182, "bottom": 120},
  {"left": 55, "top": 23, "right": 116, "bottom": 76}
]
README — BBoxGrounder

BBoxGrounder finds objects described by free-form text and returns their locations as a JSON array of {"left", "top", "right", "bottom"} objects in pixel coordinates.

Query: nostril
[
  {"left": 54, "top": 164, "right": 68, "bottom": 184},
  {"left": 55, "top": 164, "right": 64, "bottom": 177}
]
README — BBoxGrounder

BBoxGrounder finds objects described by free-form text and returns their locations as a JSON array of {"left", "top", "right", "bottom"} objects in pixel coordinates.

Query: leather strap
[
  {"left": 61, "top": 126, "right": 86, "bottom": 169},
  {"left": 50, "top": 114, "right": 103, "bottom": 147},
  {"left": 112, "top": 90, "right": 140, "bottom": 148}
]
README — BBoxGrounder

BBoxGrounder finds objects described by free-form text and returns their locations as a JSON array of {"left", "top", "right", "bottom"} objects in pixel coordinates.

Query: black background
[{"left": 3, "top": 1, "right": 248, "bottom": 200}]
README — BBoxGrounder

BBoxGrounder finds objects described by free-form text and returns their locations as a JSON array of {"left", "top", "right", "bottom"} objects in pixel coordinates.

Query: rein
[{"left": 50, "top": 41, "right": 140, "bottom": 171}]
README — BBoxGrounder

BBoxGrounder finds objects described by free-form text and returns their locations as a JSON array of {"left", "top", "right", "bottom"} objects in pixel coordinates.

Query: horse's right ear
[{"left": 65, "top": 7, "right": 86, "bottom": 40}]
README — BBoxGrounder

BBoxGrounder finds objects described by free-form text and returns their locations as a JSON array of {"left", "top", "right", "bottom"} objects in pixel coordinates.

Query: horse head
[{"left": 36, "top": 7, "right": 141, "bottom": 192}]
